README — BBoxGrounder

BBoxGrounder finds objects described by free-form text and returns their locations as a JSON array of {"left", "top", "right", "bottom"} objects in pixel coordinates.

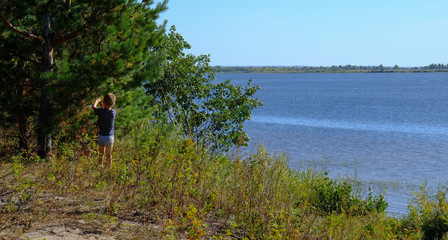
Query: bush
[
  {"left": 308, "top": 173, "right": 388, "bottom": 215},
  {"left": 404, "top": 186, "right": 448, "bottom": 239},
  {"left": 421, "top": 209, "right": 448, "bottom": 240}
]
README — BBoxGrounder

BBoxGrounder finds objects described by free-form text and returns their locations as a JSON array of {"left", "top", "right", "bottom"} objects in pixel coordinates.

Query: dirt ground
[{"left": 1, "top": 214, "right": 163, "bottom": 240}]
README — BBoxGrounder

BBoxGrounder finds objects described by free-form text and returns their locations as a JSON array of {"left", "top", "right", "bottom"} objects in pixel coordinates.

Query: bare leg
[
  {"left": 105, "top": 144, "right": 113, "bottom": 167},
  {"left": 98, "top": 145, "right": 105, "bottom": 167}
]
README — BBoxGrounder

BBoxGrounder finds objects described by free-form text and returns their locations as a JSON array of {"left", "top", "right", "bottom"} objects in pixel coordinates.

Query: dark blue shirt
[{"left": 94, "top": 108, "right": 116, "bottom": 136}]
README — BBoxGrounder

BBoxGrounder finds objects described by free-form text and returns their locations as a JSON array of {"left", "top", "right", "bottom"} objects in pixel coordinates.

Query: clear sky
[{"left": 159, "top": 0, "right": 448, "bottom": 67}]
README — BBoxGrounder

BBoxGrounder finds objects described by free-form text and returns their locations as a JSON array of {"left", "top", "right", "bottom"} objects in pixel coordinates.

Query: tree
[
  {"left": 145, "top": 26, "right": 262, "bottom": 150},
  {"left": 0, "top": 0, "right": 168, "bottom": 158}
]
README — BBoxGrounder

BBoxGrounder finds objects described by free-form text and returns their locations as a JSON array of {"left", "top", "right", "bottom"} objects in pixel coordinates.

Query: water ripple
[{"left": 251, "top": 115, "right": 448, "bottom": 136}]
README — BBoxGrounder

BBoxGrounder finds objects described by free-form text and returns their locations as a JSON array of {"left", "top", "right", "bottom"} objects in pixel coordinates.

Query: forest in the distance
[{"left": 214, "top": 63, "right": 448, "bottom": 73}]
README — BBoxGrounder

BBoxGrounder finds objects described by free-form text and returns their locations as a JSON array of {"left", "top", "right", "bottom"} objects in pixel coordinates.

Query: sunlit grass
[{"left": 0, "top": 125, "right": 447, "bottom": 239}]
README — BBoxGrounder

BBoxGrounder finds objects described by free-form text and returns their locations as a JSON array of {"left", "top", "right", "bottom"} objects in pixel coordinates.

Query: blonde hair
[{"left": 103, "top": 93, "right": 116, "bottom": 108}]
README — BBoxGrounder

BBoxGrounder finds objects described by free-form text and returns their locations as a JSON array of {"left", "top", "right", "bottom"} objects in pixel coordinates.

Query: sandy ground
[
  {"left": 22, "top": 224, "right": 113, "bottom": 240},
  {"left": 0, "top": 218, "right": 158, "bottom": 240}
]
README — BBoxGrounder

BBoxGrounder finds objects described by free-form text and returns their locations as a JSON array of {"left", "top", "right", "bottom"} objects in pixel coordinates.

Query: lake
[{"left": 216, "top": 72, "right": 448, "bottom": 215}]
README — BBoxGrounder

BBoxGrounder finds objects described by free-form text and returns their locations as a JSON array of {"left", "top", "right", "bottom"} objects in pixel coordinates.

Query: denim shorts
[{"left": 97, "top": 135, "right": 114, "bottom": 146}]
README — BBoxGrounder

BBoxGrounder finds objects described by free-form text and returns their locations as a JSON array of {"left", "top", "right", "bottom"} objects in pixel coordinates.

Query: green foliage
[
  {"left": 214, "top": 64, "right": 448, "bottom": 73},
  {"left": 402, "top": 185, "right": 448, "bottom": 239},
  {"left": 310, "top": 176, "right": 356, "bottom": 214},
  {"left": 424, "top": 63, "right": 448, "bottom": 70},
  {"left": 422, "top": 209, "right": 448, "bottom": 240},
  {"left": 365, "top": 191, "right": 389, "bottom": 213},
  {"left": 309, "top": 174, "right": 388, "bottom": 215},
  {"left": 0, "top": 0, "right": 168, "bottom": 152},
  {"left": 114, "top": 87, "right": 157, "bottom": 137},
  {"left": 145, "top": 26, "right": 262, "bottom": 150}
]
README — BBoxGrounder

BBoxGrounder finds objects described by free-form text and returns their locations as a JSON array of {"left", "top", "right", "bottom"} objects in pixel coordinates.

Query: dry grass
[{"left": 0, "top": 129, "right": 441, "bottom": 239}]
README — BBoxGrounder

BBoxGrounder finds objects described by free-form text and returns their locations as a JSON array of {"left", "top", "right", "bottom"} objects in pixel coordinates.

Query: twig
[{"left": 0, "top": 11, "right": 44, "bottom": 42}]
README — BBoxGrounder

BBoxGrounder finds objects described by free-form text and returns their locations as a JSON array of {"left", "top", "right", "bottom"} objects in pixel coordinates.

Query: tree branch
[
  {"left": 53, "top": 30, "right": 80, "bottom": 46},
  {"left": 65, "top": 0, "right": 73, "bottom": 15},
  {"left": 0, "top": 11, "right": 44, "bottom": 42},
  {"left": 66, "top": 0, "right": 72, "bottom": 10},
  {"left": 18, "top": 53, "right": 42, "bottom": 65}
]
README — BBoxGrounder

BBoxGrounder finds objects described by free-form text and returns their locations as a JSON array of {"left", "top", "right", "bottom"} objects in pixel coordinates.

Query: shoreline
[
  {"left": 214, "top": 66, "right": 448, "bottom": 74},
  {"left": 216, "top": 70, "right": 448, "bottom": 74}
]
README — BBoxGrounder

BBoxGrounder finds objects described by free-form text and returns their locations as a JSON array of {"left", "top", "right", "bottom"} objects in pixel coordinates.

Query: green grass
[{"left": 0, "top": 126, "right": 447, "bottom": 239}]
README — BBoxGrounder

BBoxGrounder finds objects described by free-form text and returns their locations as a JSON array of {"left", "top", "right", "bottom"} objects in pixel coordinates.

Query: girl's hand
[{"left": 93, "top": 97, "right": 102, "bottom": 109}]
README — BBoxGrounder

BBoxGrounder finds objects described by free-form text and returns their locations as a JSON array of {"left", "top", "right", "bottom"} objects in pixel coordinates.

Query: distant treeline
[{"left": 214, "top": 64, "right": 448, "bottom": 73}]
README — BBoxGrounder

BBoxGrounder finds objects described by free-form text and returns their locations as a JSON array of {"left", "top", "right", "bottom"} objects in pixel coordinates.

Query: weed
[{"left": 0, "top": 122, "right": 437, "bottom": 239}]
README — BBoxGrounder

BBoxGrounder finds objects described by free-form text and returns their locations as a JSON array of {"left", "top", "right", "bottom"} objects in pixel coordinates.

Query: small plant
[
  {"left": 403, "top": 185, "right": 448, "bottom": 239},
  {"left": 307, "top": 173, "right": 387, "bottom": 216},
  {"left": 185, "top": 204, "right": 207, "bottom": 239},
  {"left": 310, "top": 177, "right": 355, "bottom": 214}
]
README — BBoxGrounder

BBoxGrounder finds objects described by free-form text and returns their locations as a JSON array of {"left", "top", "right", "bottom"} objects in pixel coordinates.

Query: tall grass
[{"left": 0, "top": 123, "right": 447, "bottom": 239}]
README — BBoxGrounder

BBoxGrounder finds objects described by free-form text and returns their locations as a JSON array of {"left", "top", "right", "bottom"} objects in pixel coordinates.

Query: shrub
[
  {"left": 308, "top": 173, "right": 388, "bottom": 216},
  {"left": 404, "top": 185, "right": 448, "bottom": 239}
]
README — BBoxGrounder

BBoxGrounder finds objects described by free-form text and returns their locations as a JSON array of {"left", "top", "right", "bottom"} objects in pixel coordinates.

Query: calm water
[{"left": 217, "top": 72, "right": 448, "bottom": 215}]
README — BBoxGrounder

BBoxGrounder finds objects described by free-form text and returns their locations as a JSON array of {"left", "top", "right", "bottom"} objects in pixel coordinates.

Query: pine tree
[{"left": 0, "top": 0, "right": 167, "bottom": 158}]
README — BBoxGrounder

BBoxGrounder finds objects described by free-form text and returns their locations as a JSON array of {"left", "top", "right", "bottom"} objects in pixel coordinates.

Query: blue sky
[{"left": 160, "top": 0, "right": 448, "bottom": 67}]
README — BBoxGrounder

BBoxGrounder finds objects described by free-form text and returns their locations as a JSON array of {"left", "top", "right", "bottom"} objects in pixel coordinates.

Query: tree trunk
[
  {"left": 38, "top": 13, "right": 53, "bottom": 159},
  {"left": 15, "top": 60, "right": 30, "bottom": 153},
  {"left": 18, "top": 112, "right": 29, "bottom": 152}
]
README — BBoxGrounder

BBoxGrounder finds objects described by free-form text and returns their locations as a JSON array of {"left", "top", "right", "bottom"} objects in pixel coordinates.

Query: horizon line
[{"left": 212, "top": 64, "right": 446, "bottom": 68}]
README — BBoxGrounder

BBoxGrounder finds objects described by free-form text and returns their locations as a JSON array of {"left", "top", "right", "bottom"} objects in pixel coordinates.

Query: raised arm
[{"left": 92, "top": 97, "right": 103, "bottom": 109}]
